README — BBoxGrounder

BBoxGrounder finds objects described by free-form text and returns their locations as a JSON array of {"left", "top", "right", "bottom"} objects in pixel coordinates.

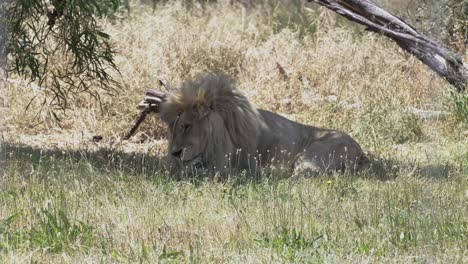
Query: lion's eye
[{"left": 183, "top": 124, "right": 192, "bottom": 132}]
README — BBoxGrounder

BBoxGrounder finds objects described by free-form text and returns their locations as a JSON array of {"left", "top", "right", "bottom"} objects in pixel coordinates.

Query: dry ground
[{"left": 1, "top": 1, "right": 467, "bottom": 263}]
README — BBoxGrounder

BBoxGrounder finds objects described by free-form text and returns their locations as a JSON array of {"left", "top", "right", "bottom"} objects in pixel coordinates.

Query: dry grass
[
  {"left": 1, "top": 1, "right": 467, "bottom": 263},
  {"left": 6, "top": 1, "right": 460, "bottom": 140}
]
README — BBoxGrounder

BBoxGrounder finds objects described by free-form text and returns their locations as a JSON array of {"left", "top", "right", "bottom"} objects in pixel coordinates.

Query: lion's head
[{"left": 159, "top": 74, "right": 261, "bottom": 172}]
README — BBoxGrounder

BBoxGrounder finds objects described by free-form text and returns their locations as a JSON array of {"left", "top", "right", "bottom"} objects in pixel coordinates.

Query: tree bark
[
  {"left": 0, "top": 1, "right": 12, "bottom": 127},
  {"left": 308, "top": 0, "right": 468, "bottom": 91},
  {"left": 0, "top": 1, "right": 12, "bottom": 174}
]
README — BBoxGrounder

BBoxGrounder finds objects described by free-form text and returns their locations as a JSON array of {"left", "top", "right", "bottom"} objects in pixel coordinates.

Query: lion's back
[
  {"left": 256, "top": 109, "right": 366, "bottom": 167},
  {"left": 256, "top": 109, "right": 321, "bottom": 156}
]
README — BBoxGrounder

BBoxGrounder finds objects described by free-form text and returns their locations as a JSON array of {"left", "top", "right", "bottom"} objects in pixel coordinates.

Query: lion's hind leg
[
  {"left": 293, "top": 156, "right": 324, "bottom": 177},
  {"left": 293, "top": 141, "right": 364, "bottom": 177}
]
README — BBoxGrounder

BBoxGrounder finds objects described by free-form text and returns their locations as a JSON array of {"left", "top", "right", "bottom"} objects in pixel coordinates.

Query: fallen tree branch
[
  {"left": 124, "top": 80, "right": 172, "bottom": 140},
  {"left": 123, "top": 107, "right": 152, "bottom": 140},
  {"left": 405, "top": 106, "right": 450, "bottom": 121},
  {"left": 308, "top": 0, "right": 467, "bottom": 91},
  {"left": 159, "top": 78, "right": 175, "bottom": 92}
]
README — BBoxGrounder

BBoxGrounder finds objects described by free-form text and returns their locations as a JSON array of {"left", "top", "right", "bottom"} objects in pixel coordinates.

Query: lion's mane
[{"left": 159, "top": 74, "right": 262, "bottom": 157}]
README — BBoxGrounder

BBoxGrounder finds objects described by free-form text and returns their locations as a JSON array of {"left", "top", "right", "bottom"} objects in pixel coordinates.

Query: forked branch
[
  {"left": 124, "top": 80, "right": 172, "bottom": 140},
  {"left": 308, "top": 0, "right": 467, "bottom": 91}
]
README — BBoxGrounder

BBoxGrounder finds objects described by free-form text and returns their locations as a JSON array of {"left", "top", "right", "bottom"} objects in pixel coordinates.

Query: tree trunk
[
  {"left": 308, "top": 0, "right": 468, "bottom": 91},
  {"left": 0, "top": 1, "right": 12, "bottom": 173},
  {"left": 0, "top": 1, "right": 10, "bottom": 111}
]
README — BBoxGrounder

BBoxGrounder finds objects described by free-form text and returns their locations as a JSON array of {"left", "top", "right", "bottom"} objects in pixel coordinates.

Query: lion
[{"left": 140, "top": 74, "right": 368, "bottom": 176}]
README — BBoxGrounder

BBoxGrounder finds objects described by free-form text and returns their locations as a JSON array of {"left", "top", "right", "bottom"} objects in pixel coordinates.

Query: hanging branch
[{"left": 308, "top": 0, "right": 467, "bottom": 91}]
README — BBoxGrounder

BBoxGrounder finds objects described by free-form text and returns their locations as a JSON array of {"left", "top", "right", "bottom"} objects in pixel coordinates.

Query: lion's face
[
  {"left": 167, "top": 111, "right": 207, "bottom": 167},
  {"left": 158, "top": 74, "right": 261, "bottom": 174},
  {"left": 164, "top": 109, "right": 235, "bottom": 170}
]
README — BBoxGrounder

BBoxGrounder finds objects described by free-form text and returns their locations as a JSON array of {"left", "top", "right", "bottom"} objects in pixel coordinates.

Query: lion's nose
[{"left": 171, "top": 149, "right": 183, "bottom": 158}]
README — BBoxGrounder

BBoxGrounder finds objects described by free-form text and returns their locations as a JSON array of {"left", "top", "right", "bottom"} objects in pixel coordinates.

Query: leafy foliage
[{"left": 7, "top": 0, "right": 123, "bottom": 116}]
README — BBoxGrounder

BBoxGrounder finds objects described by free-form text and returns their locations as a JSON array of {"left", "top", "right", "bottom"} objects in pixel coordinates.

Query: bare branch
[
  {"left": 125, "top": 79, "right": 175, "bottom": 140},
  {"left": 308, "top": 0, "right": 467, "bottom": 91},
  {"left": 159, "top": 79, "right": 175, "bottom": 92},
  {"left": 123, "top": 107, "right": 151, "bottom": 140}
]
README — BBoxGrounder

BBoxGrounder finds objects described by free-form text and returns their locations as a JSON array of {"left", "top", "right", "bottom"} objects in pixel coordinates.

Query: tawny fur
[{"left": 159, "top": 74, "right": 367, "bottom": 176}]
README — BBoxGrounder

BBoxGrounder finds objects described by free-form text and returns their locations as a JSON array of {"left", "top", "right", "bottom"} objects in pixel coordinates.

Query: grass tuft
[{"left": 1, "top": 193, "right": 96, "bottom": 253}]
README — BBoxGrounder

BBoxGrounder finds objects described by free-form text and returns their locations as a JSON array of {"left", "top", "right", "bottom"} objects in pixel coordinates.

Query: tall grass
[{"left": 0, "top": 143, "right": 466, "bottom": 262}]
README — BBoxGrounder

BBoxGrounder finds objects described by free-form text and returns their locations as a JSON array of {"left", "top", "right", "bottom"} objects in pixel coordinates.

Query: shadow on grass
[
  {"left": 361, "top": 155, "right": 465, "bottom": 181},
  {"left": 1, "top": 142, "right": 464, "bottom": 183},
  {"left": 0, "top": 141, "right": 167, "bottom": 180}
]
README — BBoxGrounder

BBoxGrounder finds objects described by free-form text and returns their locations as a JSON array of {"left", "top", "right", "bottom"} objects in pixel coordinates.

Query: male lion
[{"left": 139, "top": 74, "right": 368, "bottom": 176}]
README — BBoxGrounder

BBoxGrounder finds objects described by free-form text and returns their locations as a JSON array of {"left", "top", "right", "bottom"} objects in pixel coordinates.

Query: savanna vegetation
[{"left": 1, "top": 0, "right": 467, "bottom": 262}]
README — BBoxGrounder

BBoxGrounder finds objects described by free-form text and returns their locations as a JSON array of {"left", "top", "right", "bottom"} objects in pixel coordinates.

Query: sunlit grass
[{"left": 0, "top": 143, "right": 466, "bottom": 262}]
